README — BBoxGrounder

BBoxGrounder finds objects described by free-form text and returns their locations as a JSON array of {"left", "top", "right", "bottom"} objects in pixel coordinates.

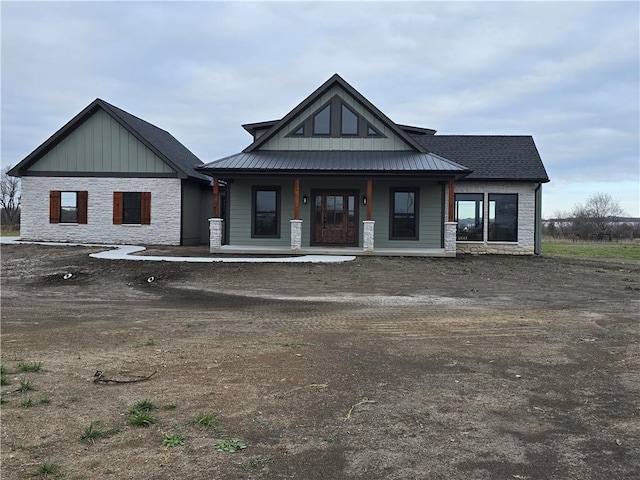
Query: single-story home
[
  {"left": 198, "top": 74, "right": 549, "bottom": 256},
  {"left": 9, "top": 74, "right": 549, "bottom": 256}
]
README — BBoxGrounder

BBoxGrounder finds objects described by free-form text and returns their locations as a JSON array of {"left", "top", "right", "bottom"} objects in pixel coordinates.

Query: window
[
  {"left": 252, "top": 187, "right": 280, "bottom": 237},
  {"left": 49, "top": 190, "right": 87, "bottom": 224},
  {"left": 489, "top": 194, "right": 518, "bottom": 242},
  {"left": 390, "top": 188, "right": 419, "bottom": 239},
  {"left": 367, "top": 125, "right": 382, "bottom": 137},
  {"left": 341, "top": 104, "right": 358, "bottom": 135},
  {"left": 113, "top": 192, "right": 151, "bottom": 225},
  {"left": 313, "top": 105, "right": 331, "bottom": 135},
  {"left": 293, "top": 126, "right": 304, "bottom": 135},
  {"left": 455, "top": 194, "right": 483, "bottom": 241}
]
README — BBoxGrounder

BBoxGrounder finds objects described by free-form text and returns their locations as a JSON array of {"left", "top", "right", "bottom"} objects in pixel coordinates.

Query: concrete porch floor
[{"left": 212, "top": 245, "right": 455, "bottom": 257}]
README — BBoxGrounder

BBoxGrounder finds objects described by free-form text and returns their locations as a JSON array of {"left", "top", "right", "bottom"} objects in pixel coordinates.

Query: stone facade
[
  {"left": 445, "top": 181, "right": 538, "bottom": 255},
  {"left": 444, "top": 222, "right": 457, "bottom": 254},
  {"left": 209, "top": 218, "right": 223, "bottom": 251},
  {"left": 290, "top": 219, "right": 302, "bottom": 250},
  {"left": 363, "top": 221, "right": 375, "bottom": 251},
  {"left": 21, "top": 176, "right": 182, "bottom": 245}
]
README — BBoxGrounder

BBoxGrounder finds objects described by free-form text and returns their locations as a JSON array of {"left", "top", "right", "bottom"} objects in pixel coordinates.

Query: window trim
[
  {"left": 389, "top": 187, "right": 419, "bottom": 240},
  {"left": 454, "top": 193, "right": 484, "bottom": 242},
  {"left": 251, "top": 186, "right": 281, "bottom": 238},
  {"left": 488, "top": 193, "right": 518, "bottom": 243}
]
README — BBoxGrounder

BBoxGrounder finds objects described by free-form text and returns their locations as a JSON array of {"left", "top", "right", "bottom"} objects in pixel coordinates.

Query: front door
[{"left": 312, "top": 190, "right": 358, "bottom": 246}]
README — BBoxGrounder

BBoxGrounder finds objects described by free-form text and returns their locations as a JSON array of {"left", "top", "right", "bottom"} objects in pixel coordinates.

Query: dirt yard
[{"left": 1, "top": 244, "right": 638, "bottom": 479}]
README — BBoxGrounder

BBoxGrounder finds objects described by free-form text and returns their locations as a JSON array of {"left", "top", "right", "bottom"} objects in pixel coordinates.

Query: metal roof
[{"left": 199, "top": 150, "right": 471, "bottom": 176}]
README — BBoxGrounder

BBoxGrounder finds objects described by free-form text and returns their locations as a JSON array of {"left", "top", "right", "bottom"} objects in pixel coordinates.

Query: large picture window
[
  {"left": 489, "top": 194, "right": 518, "bottom": 242},
  {"left": 113, "top": 192, "right": 151, "bottom": 225},
  {"left": 390, "top": 188, "right": 419, "bottom": 240},
  {"left": 313, "top": 105, "right": 331, "bottom": 135},
  {"left": 455, "top": 193, "right": 483, "bottom": 241},
  {"left": 252, "top": 187, "right": 280, "bottom": 237},
  {"left": 49, "top": 190, "right": 88, "bottom": 224}
]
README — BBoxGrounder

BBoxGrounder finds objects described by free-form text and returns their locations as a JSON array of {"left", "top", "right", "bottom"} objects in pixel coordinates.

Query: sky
[{"left": 2, "top": 0, "right": 638, "bottom": 218}]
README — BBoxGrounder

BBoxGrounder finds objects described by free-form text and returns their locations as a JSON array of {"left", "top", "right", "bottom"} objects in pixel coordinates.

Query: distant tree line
[{"left": 545, "top": 193, "right": 639, "bottom": 241}]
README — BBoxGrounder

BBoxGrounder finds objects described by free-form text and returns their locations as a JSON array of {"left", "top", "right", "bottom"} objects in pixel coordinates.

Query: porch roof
[{"left": 198, "top": 150, "right": 471, "bottom": 177}]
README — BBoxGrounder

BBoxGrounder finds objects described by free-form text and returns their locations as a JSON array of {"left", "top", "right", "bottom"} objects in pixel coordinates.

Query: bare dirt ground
[{"left": 1, "top": 244, "right": 639, "bottom": 480}]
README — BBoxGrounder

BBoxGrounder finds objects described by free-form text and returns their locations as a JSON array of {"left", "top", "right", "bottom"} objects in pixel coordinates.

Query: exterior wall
[
  {"left": 181, "top": 180, "right": 205, "bottom": 245},
  {"left": 261, "top": 86, "right": 412, "bottom": 152},
  {"left": 29, "top": 110, "right": 175, "bottom": 174},
  {"left": 227, "top": 177, "right": 443, "bottom": 249},
  {"left": 200, "top": 186, "right": 214, "bottom": 243},
  {"left": 445, "top": 181, "right": 537, "bottom": 255},
  {"left": 21, "top": 177, "right": 182, "bottom": 245}
]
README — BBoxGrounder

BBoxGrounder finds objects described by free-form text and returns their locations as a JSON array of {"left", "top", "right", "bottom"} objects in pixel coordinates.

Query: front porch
[{"left": 208, "top": 244, "right": 454, "bottom": 257}]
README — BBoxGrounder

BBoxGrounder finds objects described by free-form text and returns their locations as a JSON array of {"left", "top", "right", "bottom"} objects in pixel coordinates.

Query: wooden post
[
  {"left": 293, "top": 178, "right": 300, "bottom": 220},
  {"left": 213, "top": 177, "right": 219, "bottom": 218},
  {"left": 448, "top": 180, "right": 455, "bottom": 222},
  {"left": 366, "top": 179, "right": 372, "bottom": 221}
]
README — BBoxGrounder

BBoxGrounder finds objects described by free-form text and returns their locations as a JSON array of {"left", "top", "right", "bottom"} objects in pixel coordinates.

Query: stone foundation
[
  {"left": 457, "top": 243, "right": 535, "bottom": 255},
  {"left": 290, "top": 219, "right": 302, "bottom": 250},
  {"left": 363, "top": 221, "right": 375, "bottom": 251},
  {"left": 209, "top": 218, "right": 223, "bottom": 252}
]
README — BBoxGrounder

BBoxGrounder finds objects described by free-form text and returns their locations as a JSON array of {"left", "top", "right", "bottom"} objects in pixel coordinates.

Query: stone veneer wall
[
  {"left": 445, "top": 181, "right": 538, "bottom": 255},
  {"left": 21, "top": 177, "right": 182, "bottom": 245}
]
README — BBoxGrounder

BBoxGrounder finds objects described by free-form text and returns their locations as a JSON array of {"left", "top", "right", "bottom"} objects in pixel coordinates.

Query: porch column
[
  {"left": 363, "top": 179, "right": 374, "bottom": 251},
  {"left": 209, "top": 218, "right": 223, "bottom": 252},
  {"left": 291, "top": 178, "right": 302, "bottom": 250},
  {"left": 447, "top": 180, "right": 455, "bottom": 222},
  {"left": 444, "top": 222, "right": 457, "bottom": 256},
  {"left": 213, "top": 177, "right": 220, "bottom": 218}
]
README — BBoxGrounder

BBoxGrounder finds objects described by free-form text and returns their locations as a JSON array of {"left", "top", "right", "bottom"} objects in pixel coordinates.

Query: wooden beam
[
  {"left": 213, "top": 177, "right": 220, "bottom": 218},
  {"left": 448, "top": 180, "right": 454, "bottom": 222},
  {"left": 366, "top": 179, "right": 372, "bottom": 221},
  {"left": 293, "top": 178, "right": 300, "bottom": 220}
]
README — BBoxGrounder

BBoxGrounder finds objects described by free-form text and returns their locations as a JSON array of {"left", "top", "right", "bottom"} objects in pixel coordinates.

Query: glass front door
[{"left": 312, "top": 191, "right": 358, "bottom": 246}]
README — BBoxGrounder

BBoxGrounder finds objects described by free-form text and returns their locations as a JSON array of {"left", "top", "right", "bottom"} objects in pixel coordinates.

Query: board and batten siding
[
  {"left": 260, "top": 85, "right": 413, "bottom": 152},
  {"left": 446, "top": 181, "right": 537, "bottom": 254},
  {"left": 28, "top": 109, "right": 175, "bottom": 175},
  {"left": 20, "top": 177, "right": 182, "bottom": 245}
]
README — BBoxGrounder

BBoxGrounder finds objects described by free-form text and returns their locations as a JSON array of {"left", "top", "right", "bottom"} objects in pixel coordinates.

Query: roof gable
[
  {"left": 244, "top": 74, "right": 426, "bottom": 153},
  {"left": 9, "top": 99, "right": 210, "bottom": 183}
]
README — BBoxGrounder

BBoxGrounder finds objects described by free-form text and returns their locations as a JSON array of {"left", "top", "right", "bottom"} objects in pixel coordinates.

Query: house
[
  {"left": 197, "top": 74, "right": 549, "bottom": 256},
  {"left": 8, "top": 99, "right": 213, "bottom": 246}
]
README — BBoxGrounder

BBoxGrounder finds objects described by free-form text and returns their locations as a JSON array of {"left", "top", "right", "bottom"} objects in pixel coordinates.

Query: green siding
[
  {"left": 29, "top": 109, "right": 175, "bottom": 174},
  {"left": 200, "top": 187, "right": 213, "bottom": 243},
  {"left": 181, "top": 181, "right": 204, "bottom": 245},
  {"left": 227, "top": 178, "right": 443, "bottom": 249},
  {"left": 260, "top": 85, "right": 413, "bottom": 152}
]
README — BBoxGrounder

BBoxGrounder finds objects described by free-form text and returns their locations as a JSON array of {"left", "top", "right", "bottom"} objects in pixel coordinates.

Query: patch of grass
[
  {"left": 213, "top": 439, "right": 247, "bottom": 452},
  {"left": 162, "top": 403, "right": 178, "bottom": 410},
  {"left": 162, "top": 432, "right": 186, "bottom": 447},
  {"left": 21, "top": 397, "right": 35, "bottom": 408},
  {"left": 130, "top": 399, "right": 157, "bottom": 413},
  {"left": 81, "top": 422, "right": 107, "bottom": 444},
  {"left": 543, "top": 241, "right": 640, "bottom": 260},
  {"left": 0, "top": 229, "right": 20, "bottom": 237},
  {"left": 29, "top": 459, "right": 61, "bottom": 478},
  {"left": 18, "top": 361, "right": 43, "bottom": 373},
  {"left": 17, "top": 377, "right": 35, "bottom": 392},
  {"left": 0, "top": 392, "right": 7, "bottom": 404},
  {"left": 240, "top": 454, "right": 272, "bottom": 470},
  {"left": 195, "top": 412, "right": 219, "bottom": 427},
  {"left": 1, "top": 373, "right": 9, "bottom": 386},
  {"left": 68, "top": 395, "right": 80, "bottom": 402},
  {"left": 354, "top": 361, "right": 367, "bottom": 369},
  {"left": 129, "top": 410, "right": 157, "bottom": 427},
  {"left": 39, "top": 396, "right": 52, "bottom": 405}
]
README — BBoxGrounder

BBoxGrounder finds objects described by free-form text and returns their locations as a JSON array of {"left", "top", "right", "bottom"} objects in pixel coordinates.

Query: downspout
[{"left": 534, "top": 183, "right": 542, "bottom": 255}]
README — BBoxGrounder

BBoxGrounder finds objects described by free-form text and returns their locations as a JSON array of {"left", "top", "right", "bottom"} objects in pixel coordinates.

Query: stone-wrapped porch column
[
  {"left": 290, "top": 219, "right": 302, "bottom": 250},
  {"left": 363, "top": 220, "right": 375, "bottom": 252},
  {"left": 209, "top": 218, "right": 223, "bottom": 252},
  {"left": 444, "top": 221, "right": 457, "bottom": 255}
]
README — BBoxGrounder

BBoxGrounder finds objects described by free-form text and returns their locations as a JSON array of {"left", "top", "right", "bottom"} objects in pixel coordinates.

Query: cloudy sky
[{"left": 2, "top": 1, "right": 638, "bottom": 217}]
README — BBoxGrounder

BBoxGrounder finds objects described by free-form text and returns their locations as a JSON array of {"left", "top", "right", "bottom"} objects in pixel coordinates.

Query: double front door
[{"left": 312, "top": 190, "right": 358, "bottom": 246}]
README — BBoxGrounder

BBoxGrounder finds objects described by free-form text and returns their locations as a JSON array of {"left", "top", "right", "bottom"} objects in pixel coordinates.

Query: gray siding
[
  {"left": 29, "top": 109, "right": 175, "bottom": 174},
  {"left": 200, "top": 187, "right": 213, "bottom": 243},
  {"left": 181, "top": 181, "right": 204, "bottom": 245},
  {"left": 227, "top": 177, "right": 443, "bottom": 249},
  {"left": 261, "top": 86, "right": 413, "bottom": 152}
]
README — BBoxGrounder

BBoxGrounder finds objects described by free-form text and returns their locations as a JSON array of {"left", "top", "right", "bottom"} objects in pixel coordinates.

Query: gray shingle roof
[
  {"left": 411, "top": 135, "right": 549, "bottom": 182},
  {"left": 199, "top": 150, "right": 471, "bottom": 176},
  {"left": 9, "top": 99, "right": 211, "bottom": 184}
]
